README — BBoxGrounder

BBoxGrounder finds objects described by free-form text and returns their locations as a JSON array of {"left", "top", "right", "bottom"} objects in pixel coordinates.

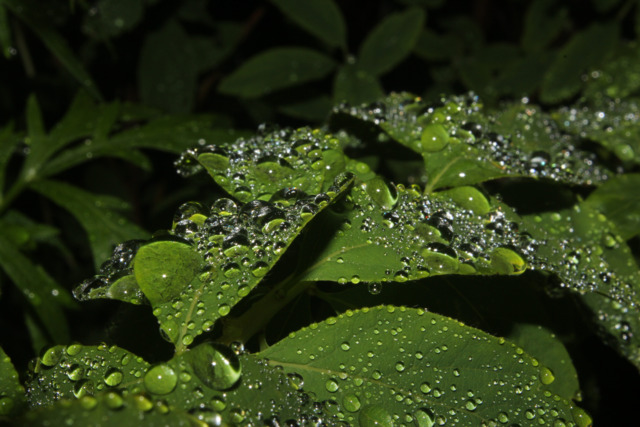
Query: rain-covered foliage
[{"left": 1, "top": 0, "right": 640, "bottom": 425}]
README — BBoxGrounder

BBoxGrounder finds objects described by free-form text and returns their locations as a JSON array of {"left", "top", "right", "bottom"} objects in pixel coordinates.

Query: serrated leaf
[
  {"left": 2, "top": 0, "right": 102, "bottom": 100},
  {"left": 260, "top": 305, "right": 586, "bottom": 426},
  {"left": 24, "top": 341, "right": 338, "bottom": 425},
  {"left": 82, "top": 0, "right": 143, "bottom": 39},
  {"left": 584, "top": 173, "right": 640, "bottom": 240},
  {"left": 522, "top": 0, "right": 568, "bottom": 53},
  {"left": 270, "top": 0, "right": 346, "bottom": 49},
  {"left": 507, "top": 324, "right": 580, "bottom": 400},
  {"left": 333, "top": 63, "right": 384, "bottom": 105},
  {"left": 553, "top": 97, "right": 640, "bottom": 164},
  {"left": 75, "top": 174, "right": 354, "bottom": 352},
  {"left": 0, "top": 234, "right": 73, "bottom": 344},
  {"left": 357, "top": 7, "right": 424, "bottom": 76},
  {"left": 29, "top": 180, "right": 149, "bottom": 270},
  {"left": 332, "top": 93, "right": 610, "bottom": 191},
  {"left": 541, "top": 23, "right": 618, "bottom": 104},
  {"left": 218, "top": 47, "right": 336, "bottom": 98},
  {"left": 138, "top": 20, "right": 197, "bottom": 113},
  {"left": 0, "top": 346, "right": 25, "bottom": 417}
]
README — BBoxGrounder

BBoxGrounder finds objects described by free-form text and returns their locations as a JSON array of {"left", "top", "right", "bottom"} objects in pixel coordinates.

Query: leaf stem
[{"left": 218, "top": 275, "right": 313, "bottom": 345}]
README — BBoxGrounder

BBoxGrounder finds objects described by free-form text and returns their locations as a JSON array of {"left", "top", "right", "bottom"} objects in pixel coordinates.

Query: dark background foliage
[{"left": 1, "top": 0, "right": 639, "bottom": 424}]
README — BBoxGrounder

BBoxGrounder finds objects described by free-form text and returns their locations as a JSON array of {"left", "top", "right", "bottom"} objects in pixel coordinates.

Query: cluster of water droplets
[
  {"left": 334, "top": 92, "right": 610, "bottom": 185},
  {"left": 175, "top": 125, "right": 354, "bottom": 202}
]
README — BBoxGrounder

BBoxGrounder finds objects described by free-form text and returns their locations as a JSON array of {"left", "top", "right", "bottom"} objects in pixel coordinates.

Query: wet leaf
[
  {"left": 270, "top": 0, "right": 346, "bottom": 49},
  {"left": 553, "top": 97, "right": 640, "bottom": 164},
  {"left": 332, "top": 92, "right": 610, "bottom": 192},
  {"left": 540, "top": 23, "right": 618, "bottom": 104},
  {"left": 260, "top": 305, "right": 586, "bottom": 426},
  {"left": 584, "top": 173, "right": 640, "bottom": 239},
  {"left": 507, "top": 324, "right": 580, "bottom": 400},
  {"left": 357, "top": 7, "right": 425, "bottom": 76},
  {"left": 75, "top": 174, "right": 354, "bottom": 351},
  {"left": 0, "top": 346, "right": 25, "bottom": 417},
  {"left": 30, "top": 180, "right": 149, "bottom": 270},
  {"left": 584, "top": 42, "right": 640, "bottom": 99},
  {"left": 24, "top": 342, "right": 337, "bottom": 425},
  {"left": 218, "top": 47, "right": 336, "bottom": 98}
]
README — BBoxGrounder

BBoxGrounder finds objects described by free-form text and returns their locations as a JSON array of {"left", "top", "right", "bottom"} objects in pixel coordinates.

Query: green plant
[
  {"left": 2, "top": 87, "right": 639, "bottom": 425},
  {"left": 1, "top": 0, "right": 640, "bottom": 425}
]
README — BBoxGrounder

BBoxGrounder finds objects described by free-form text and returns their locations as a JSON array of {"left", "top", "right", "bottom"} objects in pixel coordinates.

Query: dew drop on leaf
[
  {"left": 104, "top": 391, "right": 124, "bottom": 409},
  {"left": 413, "top": 408, "right": 435, "bottom": 427},
  {"left": 420, "top": 123, "right": 450, "bottom": 152},
  {"left": 490, "top": 247, "right": 526, "bottom": 275},
  {"left": 143, "top": 364, "right": 178, "bottom": 395},
  {"left": 342, "top": 394, "right": 361, "bottom": 412},
  {"left": 40, "top": 346, "right": 64, "bottom": 367},
  {"left": 189, "top": 342, "right": 242, "bottom": 391},
  {"left": 540, "top": 366, "right": 555, "bottom": 385},
  {"left": 104, "top": 368, "right": 124, "bottom": 386},
  {"left": 325, "top": 378, "right": 339, "bottom": 392}
]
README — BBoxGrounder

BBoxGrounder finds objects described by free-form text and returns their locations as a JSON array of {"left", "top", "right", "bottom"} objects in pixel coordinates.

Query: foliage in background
[{"left": 0, "top": 0, "right": 639, "bottom": 425}]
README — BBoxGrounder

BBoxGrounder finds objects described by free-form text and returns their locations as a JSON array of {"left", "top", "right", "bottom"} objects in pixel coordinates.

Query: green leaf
[
  {"left": 25, "top": 343, "right": 150, "bottom": 407},
  {"left": 540, "top": 23, "right": 618, "bottom": 104},
  {"left": 270, "top": 0, "right": 347, "bottom": 49},
  {"left": 0, "top": 346, "right": 25, "bottom": 417},
  {"left": 24, "top": 341, "right": 337, "bottom": 425},
  {"left": 413, "top": 28, "right": 460, "bottom": 62},
  {"left": 583, "top": 42, "right": 640, "bottom": 99},
  {"left": 82, "top": 0, "right": 143, "bottom": 39},
  {"left": 0, "top": 124, "right": 20, "bottom": 199},
  {"left": 553, "top": 97, "right": 640, "bottom": 164},
  {"left": 522, "top": 0, "right": 568, "bottom": 53},
  {"left": 2, "top": 0, "right": 102, "bottom": 100},
  {"left": 507, "top": 324, "right": 580, "bottom": 400},
  {"left": 357, "top": 7, "right": 425, "bottom": 76},
  {"left": 332, "top": 92, "right": 610, "bottom": 191},
  {"left": 29, "top": 180, "right": 149, "bottom": 270},
  {"left": 333, "top": 63, "right": 384, "bottom": 105},
  {"left": 0, "top": 234, "right": 73, "bottom": 344},
  {"left": 585, "top": 173, "right": 640, "bottom": 239},
  {"left": 138, "top": 20, "right": 197, "bottom": 113},
  {"left": 76, "top": 174, "right": 354, "bottom": 352},
  {"left": 260, "top": 305, "right": 586, "bottom": 426},
  {"left": 218, "top": 47, "right": 336, "bottom": 98},
  {"left": 177, "top": 127, "right": 353, "bottom": 202}
]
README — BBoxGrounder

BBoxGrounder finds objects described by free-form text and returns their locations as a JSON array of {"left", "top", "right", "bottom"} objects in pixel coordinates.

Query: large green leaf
[
  {"left": 332, "top": 92, "right": 610, "bottom": 191},
  {"left": 584, "top": 173, "right": 640, "bottom": 240},
  {"left": 583, "top": 42, "right": 640, "bottom": 99},
  {"left": 2, "top": 0, "right": 102, "bottom": 100},
  {"left": 0, "top": 234, "right": 73, "bottom": 344},
  {"left": 540, "top": 23, "right": 618, "bottom": 104},
  {"left": 0, "top": 347, "right": 25, "bottom": 417},
  {"left": 260, "top": 305, "right": 588, "bottom": 426},
  {"left": 75, "top": 173, "right": 354, "bottom": 352},
  {"left": 218, "top": 47, "right": 336, "bottom": 98},
  {"left": 30, "top": 180, "right": 149, "bottom": 270},
  {"left": 521, "top": 0, "right": 568, "bottom": 53},
  {"left": 357, "top": 7, "right": 425, "bottom": 76},
  {"left": 270, "top": 0, "right": 347, "bottom": 49},
  {"left": 138, "top": 20, "right": 197, "bottom": 113},
  {"left": 24, "top": 341, "right": 338, "bottom": 425}
]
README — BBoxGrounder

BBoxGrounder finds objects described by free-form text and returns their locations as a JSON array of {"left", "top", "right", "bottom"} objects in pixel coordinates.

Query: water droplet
[
  {"left": 287, "top": 373, "right": 304, "bottom": 390},
  {"left": 144, "top": 364, "right": 178, "bottom": 395},
  {"left": 414, "top": 408, "right": 435, "bottom": 427},
  {"left": 66, "top": 364, "right": 83, "bottom": 381},
  {"left": 420, "top": 123, "right": 450, "bottom": 152},
  {"left": 189, "top": 342, "right": 242, "bottom": 391},
  {"left": 73, "top": 379, "right": 94, "bottom": 398},
  {"left": 325, "top": 378, "right": 339, "bottom": 392},
  {"left": 342, "top": 394, "right": 361, "bottom": 412},
  {"left": 571, "top": 406, "right": 592, "bottom": 427},
  {"left": 490, "top": 247, "right": 526, "bottom": 275},
  {"left": 341, "top": 342, "right": 351, "bottom": 351},
  {"left": 133, "top": 394, "right": 154, "bottom": 412},
  {"left": 104, "top": 391, "right": 124, "bottom": 409},
  {"left": 368, "top": 282, "right": 382, "bottom": 295},
  {"left": 66, "top": 344, "right": 82, "bottom": 356},
  {"left": 40, "top": 346, "right": 63, "bottom": 367},
  {"left": 104, "top": 368, "right": 123, "bottom": 387},
  {"left": 540, "top": 366, "right": 555, "bottom": 385},
  {"left": 218, "top": 304, "right": 231, "bottom": 316},
  {"left": 395, "top": 361, "right": 405, "bottom": 372},
  {"left": 0, "top": 397, "right": 14, "bottom": 416}
]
